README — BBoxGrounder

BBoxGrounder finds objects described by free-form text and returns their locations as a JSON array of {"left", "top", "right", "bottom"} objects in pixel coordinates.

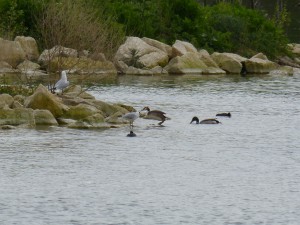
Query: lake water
[{"left": 1, "top": 73, "right": 300, "bottom": 225}]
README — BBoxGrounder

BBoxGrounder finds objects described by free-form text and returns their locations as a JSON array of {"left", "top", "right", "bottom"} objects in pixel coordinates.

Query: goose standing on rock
[
  {"left": 190, "top": 116, "right": 221, "bottom": 124},
  {"left": 140, "top": 106, "right": 170, "bottom": 126},
  {"left": 54, "top": 70, "right": 69, "bottom": 94}
]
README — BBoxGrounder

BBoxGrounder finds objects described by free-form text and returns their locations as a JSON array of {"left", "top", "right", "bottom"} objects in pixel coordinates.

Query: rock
[
  {"left": 64, "top": 85, "right": 95, "bottom": 99},
  {"left": 88, "top": 52, "right": 107, "bottom": 62},
  {"left": 91, "top": 100, "right": 128, "bottom": 117},
  {"left": 34, "top": 109, "right": 58, "bottom": 125},
  {"left": 104, "top": 111, "right": 126, "bottom": 124},
  {"left": 164, "top": 52, "right": 207, "bottom": 74},
  {"left": 172, "top": 40, "right": 198, "bottom": 57},
  {"left": 125, "top": 66, "right": 153, "bottom": 75},
  {"left": 150, "top": 66, "right": 168, "bottom": 74},
  {"left": 17, "top": 59, "right": 40, "bottom": 71},
  {"left": 67, "top": 121, "right": 91, "bottom": 129},
  {"left": 1, "top": 125, "right": 16, "bottom": 130},
  {"left": 11, "top": 101, "right": 23, "bottom": 109},
  {"left": 0, "top": 108, "right": 35, "bottom": 126},
  {"left": 198, "top": 50, "right": 219, "bottom": 67},
  {"left": 48, "top": 56, "right": 117, "bottom": 74},
  {"left": 24, "top": 84, "right": 69, "bottom": 118},
  {"left": 251, "top": 52, "right": 268, "bottom": 60},
  {"left": 38, "top": 45, "right": 78, "bottom": 65},
  {"left": 82, "top": 113, "right": 105, "bottom": 123},
  {"left": 14, "top": 95, "right": 25, "bottom": 105},
  {"left": 288, "top": 43, "right": 300, "bottom": 56},
  {"left": 0, "top": 61, "right": 16, "bottom": 73},
  {"left": 0, "top": 38, "right": 26, "bottom": 67},
  {"left": 202, "top": 67, "right": 226, "bottom": 75},
  {"left": 269, "top": 66, "right": 294, "bottom": 76},
  {"left": 115, "top": 104, "right": 136, "bottom": 112},
  {"left": 15, "top": 36, "right": 39, "bottom": 61},
  {"left": 244, "top": 58, "right": 277, "bottom": 74},
  {"left": 142, "top": 37, "right": 173, "bottom": 58},
  {"left": 0, "top": 94, "right": 14, "bottom": 108},
  {"left": 277, "top": 56, "right": 300, "bottom": 68},
  {"left": 114, "top": 36, "right": 169, "bottom": 72},
  {"left": 56, "top": 118, "right": 77, "bottom": 125},
  {"left": 211, "top": 52, "right": 246, "bottom": 74},
  {"left": 64, "top": 103, "right": 101, "bottom": 120}
]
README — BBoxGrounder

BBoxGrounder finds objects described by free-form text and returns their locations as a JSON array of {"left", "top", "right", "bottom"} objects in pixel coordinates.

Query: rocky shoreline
[
  {"left": 1, "top": 36, "right": 300, "bottom": 76},
  {"left": 0, "top": 84, "right": 135, "bottom": 130},
  {"left": 1, "top": 36, "right": 300, "bottom": 130}
]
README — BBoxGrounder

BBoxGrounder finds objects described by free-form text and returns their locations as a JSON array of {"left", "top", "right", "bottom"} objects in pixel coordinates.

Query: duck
[
  {"left": 127, "top": 131, "right": 137, "bottom": 137},
  {"left": 140, "top": 106, "right": 170, "bottom": 125},
  {"left": 216, "top": 112, "right": 231, "bottom": 117},
  {"left": 190, "top": 116, "right": 221, "bottom": 124}
]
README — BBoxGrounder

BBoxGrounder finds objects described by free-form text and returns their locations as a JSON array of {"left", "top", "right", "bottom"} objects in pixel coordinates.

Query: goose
[
  {"left": 122, "top": 112, "right": 139, "bottom": 131},
  {"left": 216, "top": 112, "right": 231, "bottom": 117},
  {"left": 190, "top": 116, "right": 221, "bottom": 124},
  {"left": 140, "top": 106, "right": 170, "bottom": 125},
  {"left": 54, "top": 70, "right": 69, "bottom": 93}
]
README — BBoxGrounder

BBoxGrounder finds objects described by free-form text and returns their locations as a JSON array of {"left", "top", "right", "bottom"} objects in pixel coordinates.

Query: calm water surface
[{"left": 1, "top": 74, "right": 300, "bottom": 225}]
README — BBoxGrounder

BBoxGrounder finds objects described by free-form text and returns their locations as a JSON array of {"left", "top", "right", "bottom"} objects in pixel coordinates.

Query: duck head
[
  {"left": 141, "top": 106, "right": 150, "bottom": 112},
  {"left": 190, "top": 116, "right": 199, "bottom": 124}
]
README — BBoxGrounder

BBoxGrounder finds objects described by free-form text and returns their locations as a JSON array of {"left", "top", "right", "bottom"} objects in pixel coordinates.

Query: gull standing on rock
[
  {"left": 122, "top": 112, "right": 139, "bottom": 136},
  {"left": 54, "top": 70, "right": 69, "bottom": 94}
]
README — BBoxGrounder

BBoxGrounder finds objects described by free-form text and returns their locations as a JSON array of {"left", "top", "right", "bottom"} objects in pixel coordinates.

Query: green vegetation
[{"left": 0, "top": 0, "right": 291, "bottom": 59}]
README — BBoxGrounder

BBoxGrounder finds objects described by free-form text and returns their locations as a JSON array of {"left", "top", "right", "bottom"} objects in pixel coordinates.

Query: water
[{"left": 1, "top": 74, "right": 300, "bottom": 225}]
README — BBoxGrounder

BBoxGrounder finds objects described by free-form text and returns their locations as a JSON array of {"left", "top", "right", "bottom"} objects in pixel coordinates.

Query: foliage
[
  {"left": 0, "top": 0, "right": 291, "bottom": 59},
  {"left": 36, "top": 0, "right": 125, "bottom": 60},
  {"left": 0, "top": 0, "right": 27, "bottom": 39}
]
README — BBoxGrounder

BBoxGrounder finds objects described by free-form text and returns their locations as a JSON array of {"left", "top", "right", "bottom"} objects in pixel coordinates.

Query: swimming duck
[
  {"left": 127, "top": 131, "right": 137, "bottom": 137},
  {"left": 141, "top": 106, "right": 169, "bottom": 125},
  {"left": 190, "top": 116, "right": 221, "bottom": 124},
  {"left": 216, "top": 112, "right": 231, "bottom": 117}
]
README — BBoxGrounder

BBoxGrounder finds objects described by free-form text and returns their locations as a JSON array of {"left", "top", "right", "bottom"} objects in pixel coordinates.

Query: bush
[{"left": 35, "top": 0, "right": 125, "bottom": 60}]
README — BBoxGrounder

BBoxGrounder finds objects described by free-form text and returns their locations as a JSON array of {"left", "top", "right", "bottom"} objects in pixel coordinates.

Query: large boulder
[
  {"left": 0, "top": 61, "right": 16, "bottom": 73},
  {"left": 17, "top": 60, "right": 46, "bottom": 76},
  {"left": 0, "top": 94, "right": 14, "bottom": 108},
  {"left": 63, "top": 85, "right": 95, "bottom": 99},
  {"left": 15, "top": 36, "right": 39, "bottom": 61},
  {"left": 142, "top": 37, "right": 173, "bottom": 58},
  {"left": 0, "top": 107, "right": 35, "bottom": 126},
  {"left": 172, "top": 40, "right": 198, "bottom": 57},
  {"left": 64, "top": 103, "right": 101, "bottom": 120},
  {"left": 34, "top": 109, "right": 58, "bottom": 125},
  {"left": 0, "top": 38, "right": 26, "bottom": 67},
  {"left": 211, "top": 52, "right": 246, "bottom": 74},
  {"left": 114, "top": 37, "right": 169, "bottom": 73},
  {"left": 164, "top": 52, "right": 208, "bottom": 74},
  {"left": 244, "top": 57, "right": 277, "bottom": 74},
  {"left": 24, "top": 84, "right": 69, "bottom": 118},
  {"left": 288, "top": 43, "right": 300, "bottom": 56},
  {"left": 91, "top": 100, "right": 128, "bottom": 117},
  {"left": 38, "top": 45, "right": 78, "bottom": 65},
  {"left": 198, "top": 50, "right": 219, "bottom": 67}
]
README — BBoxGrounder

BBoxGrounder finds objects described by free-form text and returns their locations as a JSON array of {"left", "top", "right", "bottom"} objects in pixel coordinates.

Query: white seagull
[
  {"left": 122, "top": 112, "right": 139, "bottom": 131},
  {"left": 54, "top": 70, "right": 69, "bottom": 93}
]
